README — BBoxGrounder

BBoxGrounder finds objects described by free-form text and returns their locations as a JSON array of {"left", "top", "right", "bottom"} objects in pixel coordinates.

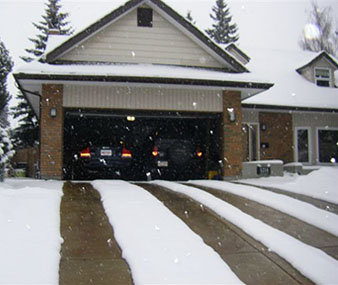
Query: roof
[
  {"left": 43, "top": 0, "right": 248, "bottom": 73},
  {"left": 242, "top": 48, "right": 338, "bottom": 110}
]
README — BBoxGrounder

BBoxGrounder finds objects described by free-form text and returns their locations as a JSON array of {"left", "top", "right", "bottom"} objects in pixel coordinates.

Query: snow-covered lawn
[
  {"left": 238, "top": 167, "right": 338, "bottom": 204},
  {"left": 0, "top": 179, "right": 63, "bottom": 284},
  {"left": 189, "top": 180, "right": 338, "bottom": 237},
  {"left": 153, "top": 180, "right": 338, "bottom": 284},
  {"left": 92, "top": 180, "right": 243, "bottom": 284}
]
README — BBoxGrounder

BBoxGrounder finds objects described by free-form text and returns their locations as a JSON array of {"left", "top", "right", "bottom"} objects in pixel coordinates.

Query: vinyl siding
[
  {"left": 59, "top": 7, "right": 223, "bottom": 68},
  {"left": 63, "top": 84, "right": 223, "bottom": 112}
]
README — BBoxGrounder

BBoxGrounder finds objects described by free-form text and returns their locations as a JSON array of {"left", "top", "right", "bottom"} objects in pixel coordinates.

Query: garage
[{"left": 63, "top": 109, "right": 222, "bottom": 181}]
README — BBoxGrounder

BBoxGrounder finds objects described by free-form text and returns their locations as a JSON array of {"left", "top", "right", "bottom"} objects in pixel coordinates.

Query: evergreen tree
[
  {"left": 299, "top": 2, "right": 337, "bottom": 57},
  {"left": 205, "top": 0, "right": 239, "bottom": 45},
  {"left": 22, "top": 0, "right": 73, "bottom": 62},
  {"left": 13, "top": 0, "right": 73, "bottom": 148},
  {"left": 186, "top": 11, "right": 196, "bottom": 25},
  {"left": 0, "top": 39, "right": 14, "bottom": 181}
]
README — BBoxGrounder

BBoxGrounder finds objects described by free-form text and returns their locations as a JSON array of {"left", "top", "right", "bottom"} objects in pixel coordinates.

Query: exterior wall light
[
  {"left": 261, "top": 123, "right": 267, "bottom": 131},
  {"left": 227, "top": 108, "right": 236, "bottom": 122},
  {"left": 50, "top": 107, "right": 57, "bottom": 118}
]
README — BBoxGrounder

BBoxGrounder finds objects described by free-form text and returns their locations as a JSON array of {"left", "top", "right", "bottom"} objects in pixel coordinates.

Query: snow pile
[
  {"left": 92, "top": 180, "right": 243, "bottom": 284},
  {"left": 240, "top": 167, "right": 338, "bottom": 204},
  {"left": 0, "top": 179, "right": 64, "bottom": 284},
  {"left": 190, "top": 180, "right": 338, "bottom": 237},
  {"left": 152, "top": 180, "right": 338, "bottom": 284}
]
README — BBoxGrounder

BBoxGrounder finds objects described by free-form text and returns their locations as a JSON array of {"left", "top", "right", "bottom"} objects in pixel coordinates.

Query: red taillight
[
  {"left": 122, "top": 147, "right": 132, "bottom": 158},
  {"left": 80, "top": 147, "right": 91, "bottom": 158},
  {"left": 152, "top": 146, "right": 159, "bottom": 157}
]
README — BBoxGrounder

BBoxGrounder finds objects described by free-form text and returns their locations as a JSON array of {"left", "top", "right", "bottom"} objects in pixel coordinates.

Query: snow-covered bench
[{"left": 242, "top": 160, "right": 283, "bottom": 178}]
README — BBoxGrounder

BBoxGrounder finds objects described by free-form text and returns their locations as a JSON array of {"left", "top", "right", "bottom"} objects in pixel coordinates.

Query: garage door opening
[{"left": 63, "top": 110, "right": 222, "bottom": 181}]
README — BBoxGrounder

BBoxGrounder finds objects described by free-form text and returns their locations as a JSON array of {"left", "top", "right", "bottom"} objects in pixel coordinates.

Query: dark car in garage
[{"left": 145, "top": 125, "right": 206, "bottom": 180}]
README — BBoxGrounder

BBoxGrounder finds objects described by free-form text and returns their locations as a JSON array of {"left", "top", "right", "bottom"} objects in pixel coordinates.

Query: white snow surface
[
  {"left": 0, "top": 179, "right": 64, "bottom": 284},
  {"left": 91, "top": 180, "right": 243, "bottom": 284},
  {"left": 242, "top": 48, "right": 338, "bottom": 109},
  {"left": 239, "top": 167, "right": 338, "bottom": 205},
  {"left": 152, "top": 180, "right": 338, "bottom": 285},
  {"left": 15, "top": 59, "right": 269, "bottom": 86},
  {"left": 189, "top": 180, "right": 338, "bottom": 237}
]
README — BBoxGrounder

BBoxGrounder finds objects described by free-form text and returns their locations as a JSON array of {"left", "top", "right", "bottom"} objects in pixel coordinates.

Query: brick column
[
  {"left": 222, "top": 90, "right": 243, "bottom": 178},
  {"left": 40, "top": 84, "right": 64, "bottom": 180}
]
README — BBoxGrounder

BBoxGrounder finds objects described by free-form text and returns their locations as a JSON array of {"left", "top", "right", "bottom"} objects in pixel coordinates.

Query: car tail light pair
[{"left": 80, "top": 147, "right": 91, "bottom": 158}]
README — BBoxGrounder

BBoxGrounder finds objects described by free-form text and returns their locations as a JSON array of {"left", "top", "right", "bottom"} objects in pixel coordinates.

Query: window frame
[
  {"left": 316, "top": 127, "right": 338, "bottom": 164},
  {"left": 314, "top": 67, "right": 332, "bottom": 87},
  {"left": 294, "top": 127, "right": 312, "bottom": 164}
]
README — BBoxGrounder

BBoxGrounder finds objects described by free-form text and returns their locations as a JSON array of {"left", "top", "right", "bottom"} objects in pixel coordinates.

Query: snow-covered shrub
[{"left": 0, "top": 127, "right": 15, "bottom": 181}]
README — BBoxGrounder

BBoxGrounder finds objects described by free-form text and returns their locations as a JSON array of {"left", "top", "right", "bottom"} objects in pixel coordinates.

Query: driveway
[{"left": 59, "top": 181, "right": 338, "bottom": 284}]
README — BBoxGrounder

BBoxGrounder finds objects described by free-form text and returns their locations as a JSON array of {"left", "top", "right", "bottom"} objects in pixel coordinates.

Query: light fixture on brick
[{"left": 50, "top": 107, "right": 57, "bottom": 118}]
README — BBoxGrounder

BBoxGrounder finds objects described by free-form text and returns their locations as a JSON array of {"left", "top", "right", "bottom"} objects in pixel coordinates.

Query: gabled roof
[
  {"left": 44, "top": 0, "right": 248, "bottom": 73},
  {"left": 243, "top": 48, "right": 338, "bottom": 111},
  {"left": 296, "top": 51, "right": 338, "bottom": 74}
]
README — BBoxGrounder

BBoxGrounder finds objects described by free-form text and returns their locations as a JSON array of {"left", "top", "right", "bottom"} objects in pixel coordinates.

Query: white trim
[
  {"left": 242, "top": 122, "right": 260, "bottom": 161},
  {"left": 316, "top": 127, "right": 338, "bottom": 164},
  {"left": 314, "top": 67, "right": 332, "bottom": 87},
  {"left": 294, "top": 127, "right": 311, "bottom": 164}
]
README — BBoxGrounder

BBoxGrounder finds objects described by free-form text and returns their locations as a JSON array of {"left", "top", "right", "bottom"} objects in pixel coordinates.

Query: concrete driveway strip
[
  {"left": 190, "top": 183, "right": 338, "bottom": 260},
  {"left": 59, "top": 182, "right": 133, "bottom": 285},
  {"left": 138, "top": 183, "right": 312, "bottom": 285}
]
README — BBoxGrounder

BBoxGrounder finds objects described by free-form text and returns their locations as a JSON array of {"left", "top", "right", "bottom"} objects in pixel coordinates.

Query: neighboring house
[
  {"left": 13, "top": 0, "right": 272, "bottom": 180},
  {"left": 226, "top": 46, "right": 338, "bottom": 168}
]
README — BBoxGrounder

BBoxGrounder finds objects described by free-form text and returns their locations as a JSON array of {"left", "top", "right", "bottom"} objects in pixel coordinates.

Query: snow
[
  {"left": 91, "top": 180, "right": 243, "bottom": 284},
  {"left": 239, "top": 167, "right": 338, "bottom": 204},
  {"left": 241, "top": 47, "right": 338, "bottom": 109},
  {"left": 152, "top": 180, "right": 338, "bottom": 284},
  {"left": 189, "top": 180, "right": 338, "bottom": 237},
  {"left": 14, "top": 59, "right": 269, "bottom": 86},
  {"left": 0, "top": 179, "right": 63, "bottom": 285}
]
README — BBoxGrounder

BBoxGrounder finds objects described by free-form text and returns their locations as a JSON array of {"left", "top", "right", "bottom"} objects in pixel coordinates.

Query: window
[
  {"left": 318, "top": 129, "right": 338, "bottom": 163},
  {"left": 315, "top": 68, "right": 331, "bottom": 87},
  {"left": 137, "top": 8, "right": 153, "bottom": 27},
  {"left": 296, "top": 128, "right": 310, "bottom": 163}
]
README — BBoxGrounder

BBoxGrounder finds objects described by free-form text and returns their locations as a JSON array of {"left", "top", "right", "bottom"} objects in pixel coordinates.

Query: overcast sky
[{"left": 0, "top": 0, "right": 337, "bottom": 111}]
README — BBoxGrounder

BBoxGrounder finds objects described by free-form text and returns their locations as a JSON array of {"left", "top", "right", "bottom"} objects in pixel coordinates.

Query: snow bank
[
  {"left": 189, "top": 180, "right": 338, "bottom": 237},
  {"left": 92, "top": 180, "right": 243, "bottom": 284},
  {"left": 240, "top": 167, "right": 338, "bottom": 204},
  {"left": 152, "top": 180, "right": 338, "bottom": 285},
  {"left": 0, "top": 179, "right": 64, "bottom": 284}
]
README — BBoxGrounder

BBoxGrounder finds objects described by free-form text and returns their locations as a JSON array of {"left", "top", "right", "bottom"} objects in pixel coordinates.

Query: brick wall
[
  {"left": 222, "top": 90, "right": 243, "bottom": 178},
  {"left": 259, "top": 112, "right": 293, "bottom": 163},
  {"left": 40, "top": 84, "right": 64, "bottom": 179}
]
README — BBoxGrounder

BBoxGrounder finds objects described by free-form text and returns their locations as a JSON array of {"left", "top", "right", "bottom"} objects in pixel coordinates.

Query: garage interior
[{"left": 63, "top": 109, "right": 222, "bottom": 181}]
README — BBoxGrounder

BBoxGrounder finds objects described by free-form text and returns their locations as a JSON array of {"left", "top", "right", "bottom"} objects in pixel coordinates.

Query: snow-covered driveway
[{"left": 1, "top": 168, "right": 338, "bottom": 284}]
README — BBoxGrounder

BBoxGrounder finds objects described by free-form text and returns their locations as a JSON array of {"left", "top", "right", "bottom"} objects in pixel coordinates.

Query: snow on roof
[
  {"left": 242, "top": 48, "right": 338, "bottom": 110},
  {"left": 43, "top": 34, "right": 71, "bottom": 56},
  {"left": 14, "top": 60, "right": 270, "bottom": 87}
]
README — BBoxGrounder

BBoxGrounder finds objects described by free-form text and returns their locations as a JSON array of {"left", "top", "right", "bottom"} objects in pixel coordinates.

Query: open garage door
[{"left": 63, "top": 109, "right": 221, "bottom": 181}]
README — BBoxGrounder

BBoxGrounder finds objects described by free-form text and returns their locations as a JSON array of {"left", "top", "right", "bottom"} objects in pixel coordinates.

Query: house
[
  {"left": 225, "top": 46, "right": 338, "bottom": 174},
  {"left": 13, "top": 0, "right": 272, "bottom": 180}
]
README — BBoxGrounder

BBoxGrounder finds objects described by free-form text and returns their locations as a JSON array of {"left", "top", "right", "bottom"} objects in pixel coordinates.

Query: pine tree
[
  {"left": 299, "top": 2, "right": 337, "bottom": 57},
  {"left": 206, "top": 0, "right": 239, "bottom": 45},
  {"left": 186, "top": 11, "right": 196, "bottom": 25},
  {"left": 13, "top": 0, "right": 73, "bottom": 148},
  {"left": 22, "top": 0, "right": 73, "bottom": 62},
  {"left": 0, "top": 39, "right": 14, "bottom": 182}
]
